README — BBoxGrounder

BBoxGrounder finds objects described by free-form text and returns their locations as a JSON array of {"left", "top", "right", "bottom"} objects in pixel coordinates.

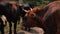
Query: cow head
[
  {"left": 25, "top": 7, "right": 41, "bottom": 18},
  {"left": 18, "top": 4, "right": 33, "bottom": 17},
  {"left": 22, "top": 7, "right": 44, "bottom": 30},
  {"left": 23, "top": 7, "right": 45, "bottom": 23},
  {"left": 24, "top": 6, "right": 48, "bottom": 23}
]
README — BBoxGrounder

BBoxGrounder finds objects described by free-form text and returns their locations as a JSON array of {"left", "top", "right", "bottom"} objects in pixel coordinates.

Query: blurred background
[{"left": 9, "top": 0, "right": 55, "bottom": 7}]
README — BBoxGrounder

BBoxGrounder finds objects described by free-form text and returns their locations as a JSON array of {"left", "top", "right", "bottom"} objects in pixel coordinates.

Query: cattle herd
[{"left": 0, "top": 1, "right": 60, "bottom": 34}]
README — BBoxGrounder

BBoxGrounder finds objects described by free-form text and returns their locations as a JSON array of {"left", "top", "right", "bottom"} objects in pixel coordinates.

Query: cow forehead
[
  {"left": 25, "top": 7, "right": 41, "bottom": 17},
  {"left": 27, "top": 7, "right": 40, "bottom": 13}
]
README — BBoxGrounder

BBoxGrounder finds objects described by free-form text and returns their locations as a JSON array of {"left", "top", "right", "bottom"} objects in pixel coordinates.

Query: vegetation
[{"left": 9, "top": 0, "right": 55, "bottom": 5}]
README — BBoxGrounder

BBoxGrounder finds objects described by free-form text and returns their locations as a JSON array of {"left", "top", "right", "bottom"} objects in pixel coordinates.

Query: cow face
[
  {"left": 22, "top": 7, "right": 44, "bottom": 30},
  {"left": 25, "top": 7, "right": 41, "bottom": 18},
  {"left": 24, "top": 7, "right": 47, "bottom": 23},
  {"left": 23, "top": 7, "right": 43, "bottom": 24}
]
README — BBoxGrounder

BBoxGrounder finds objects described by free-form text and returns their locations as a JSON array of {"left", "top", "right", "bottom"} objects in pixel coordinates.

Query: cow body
[
  {"left": 23, "top": 1, "right": 60, "bottom": 34},
  {"left": 0, "top": 2, "right": 20, "bottom": 34},
  {"left": 0, "top": 1, "right": 33, "bottom": 34}
]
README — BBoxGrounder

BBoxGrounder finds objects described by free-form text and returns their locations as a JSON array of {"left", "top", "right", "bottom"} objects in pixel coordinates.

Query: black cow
[
  {"left": 18, "top": 3, "right": 33, "bottom": 17},
  {"left": 0, "top": 2, "right": 20, "bottom": 34},
  {"left": 0, "top": 1, "right": 33, "bottom": 34}
]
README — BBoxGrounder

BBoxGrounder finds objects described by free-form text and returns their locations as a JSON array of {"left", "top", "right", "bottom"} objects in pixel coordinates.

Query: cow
[
  {"left": 0, "top": 1, "right": 33, "bottom": 34},
  {"left": 0, "top": 1, "right": 19, "bottom": 34},
  {"left": 1, "top": 15, "right": 7, "bottom": 26},
  {"left": 18, "top": 3, "right": 33, "bottom": 17},
  {"left": 17, "top": 3, "right": 33, "bottom": 24},
  {"left": 22, "top": 1, "right": 60, "bottom": 34},
  {"left": 0, "top": 0, "right": 8, "bottom": 34},
  {"left": 0, "top": 17, "right": 5, "bottom": 34},
  {"left": 5, "top": 2, "right": 19, "bottom": 34},
  {"left": 0, "top": 15, "right": 7, "bottom": 34}
]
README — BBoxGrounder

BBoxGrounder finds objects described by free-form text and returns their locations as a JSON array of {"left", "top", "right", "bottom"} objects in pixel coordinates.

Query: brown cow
[{"left": 23, "top": 1, "right": 60, "bottom": 34}]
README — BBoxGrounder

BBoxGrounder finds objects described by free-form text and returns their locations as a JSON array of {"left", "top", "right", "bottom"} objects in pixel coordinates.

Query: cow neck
[{"left": 37, "top": 5, "right": 49, "bottom": 23}]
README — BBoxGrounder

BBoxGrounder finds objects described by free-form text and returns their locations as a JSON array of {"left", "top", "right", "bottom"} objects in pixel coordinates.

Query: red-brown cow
[{"left": 22, "top": 1, "right": 60, "bottom": 34}]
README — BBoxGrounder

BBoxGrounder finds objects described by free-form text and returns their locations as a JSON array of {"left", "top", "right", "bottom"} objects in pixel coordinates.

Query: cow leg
[
  {"left": 4, "top": 21, "right": 7, "bottom": 26},
  {"left": 17, "top": 20, "right": 20, "bottom": 24},
  {"left": 14, "top": 21, "right": 17, "bottom": 34},
  {"left": 0, "top": 19, "right": 4, "bottom": 34},
  {"left": 9, "top": 21, "right": 12, "bottom": 34}
]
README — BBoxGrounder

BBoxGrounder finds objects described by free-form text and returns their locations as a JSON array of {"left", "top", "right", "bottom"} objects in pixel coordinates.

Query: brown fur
[{"left": 23, "top": 1, "right": 60, "bottom": 34}]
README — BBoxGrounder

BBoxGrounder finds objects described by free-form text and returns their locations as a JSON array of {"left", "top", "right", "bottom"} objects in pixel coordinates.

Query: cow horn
[
  {"left": 30, "top": 8, "right": 32, "bottom": 11},
  {"left": 22, "top": 9, "right": 28, "bottom": 12}
]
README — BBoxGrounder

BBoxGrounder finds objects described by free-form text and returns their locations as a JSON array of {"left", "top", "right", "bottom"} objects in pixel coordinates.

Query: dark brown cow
[
  {"left": 0, "top": 1, "right": 19, "bottom": 34},
  {"left": 5, "top": 2, "right": 19, "bottom": 34},
  {"left": 0, "top": 1, "right": 33, "bottom": 34},
  {"left": 23, "top": 1, "right": 60, "bottom": 34}
]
